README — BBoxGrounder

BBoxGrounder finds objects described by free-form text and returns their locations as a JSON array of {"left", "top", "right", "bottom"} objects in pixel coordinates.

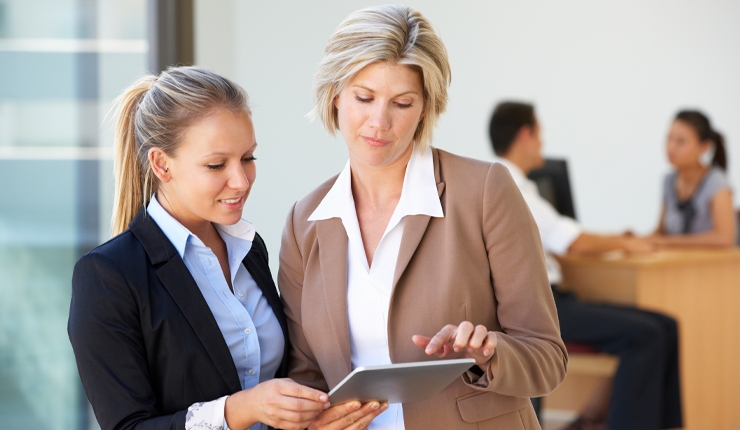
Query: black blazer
[{"left": 68, "top": 208, "right": 290, "bottom": 430}]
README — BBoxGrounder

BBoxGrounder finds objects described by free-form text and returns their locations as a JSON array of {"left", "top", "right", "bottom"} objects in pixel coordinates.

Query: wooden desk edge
[{"left": 557, "top": 249, "right": 740, "bottom": 268}]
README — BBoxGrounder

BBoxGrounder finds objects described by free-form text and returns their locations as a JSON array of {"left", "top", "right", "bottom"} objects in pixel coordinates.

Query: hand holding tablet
[{"left": 311, "top": 322, "right": 497, "bottom": 429}]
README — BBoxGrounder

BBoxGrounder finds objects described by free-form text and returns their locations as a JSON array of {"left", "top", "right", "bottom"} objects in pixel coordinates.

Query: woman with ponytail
[
  {"left": 68, "top": 66, "right": 333, "bottom": 430},
  {"left": 650, "top": 110, "right": 736, "bottom": 247}
]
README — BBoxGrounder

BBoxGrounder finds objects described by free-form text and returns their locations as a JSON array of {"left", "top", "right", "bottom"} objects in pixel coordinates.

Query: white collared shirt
[
  {"left": 494, "top": 158, "right": 582, "bottom": 284},
  {"left": 309, "top": 146, "right": 443, "bottom": 430}
]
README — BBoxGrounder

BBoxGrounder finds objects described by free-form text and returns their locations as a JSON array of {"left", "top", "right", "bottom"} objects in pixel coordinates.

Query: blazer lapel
[
  {"left": 129, "top": 210, "right": 242, "bottom": 394},
  {"left": 243, "top": 247, "right": 291, "bottom": 377},
  {"left": 392, "top": 149, "right": 446, "bottom": 289},
  {"left": 243, "top": 248, "right": 287, "bottom": 339},
  {"left": 316, "top": 218, "right": 352, "bottom": 377}
]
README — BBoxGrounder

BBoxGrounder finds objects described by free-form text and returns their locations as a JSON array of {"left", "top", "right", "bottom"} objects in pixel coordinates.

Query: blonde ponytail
[
  {"left": 111, "top": 75, "right": 158, "bottom": 236},
  {"left": 109, "top": 66, "right": 250, "bottom": 237}
]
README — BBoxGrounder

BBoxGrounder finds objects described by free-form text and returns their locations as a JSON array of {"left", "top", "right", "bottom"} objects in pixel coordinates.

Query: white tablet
[{"left": 328, "top": 358, "right": 476, "bottom": 405}]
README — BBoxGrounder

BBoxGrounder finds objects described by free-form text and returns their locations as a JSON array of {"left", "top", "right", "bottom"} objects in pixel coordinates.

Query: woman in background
[
  {"left": 651, "top": 110, "right": 736, "bottom": 247},
  {"left": 68, "top": 66, "right": 329, "bottom": 430},
  {"left": 279, "top": 5, "right": 567, "bottom": 430}
]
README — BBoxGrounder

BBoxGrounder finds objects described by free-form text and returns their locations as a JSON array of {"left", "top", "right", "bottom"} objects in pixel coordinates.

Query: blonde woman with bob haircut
[
  {"left": 279, "top": 5, "right": 567, "bottom": 430},
  {"left": 68, "top": 66, "right": 332, "bottom": 430}
]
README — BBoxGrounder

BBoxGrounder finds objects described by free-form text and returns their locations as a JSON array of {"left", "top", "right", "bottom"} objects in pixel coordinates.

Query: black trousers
[{"left": 553, "top": 287, "right": 683, "bottom": 430}]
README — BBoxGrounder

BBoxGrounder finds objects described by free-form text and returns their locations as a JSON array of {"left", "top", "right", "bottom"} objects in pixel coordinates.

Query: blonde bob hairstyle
[{"left": 311, "top": 4, "right": 451, "bottom": 151}]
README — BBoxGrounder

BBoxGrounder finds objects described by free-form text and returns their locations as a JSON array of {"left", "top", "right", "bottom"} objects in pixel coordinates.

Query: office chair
[{"left": 527, "top": 158, "right": 577, "bottom": 220}]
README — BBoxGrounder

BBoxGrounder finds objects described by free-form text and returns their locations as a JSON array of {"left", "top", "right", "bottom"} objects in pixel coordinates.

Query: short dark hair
[{"left": 489, "top": 102, "right": 536, "bottom": 156}]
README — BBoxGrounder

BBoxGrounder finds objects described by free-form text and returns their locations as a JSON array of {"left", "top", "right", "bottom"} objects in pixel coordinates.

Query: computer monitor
[{"left": 527, "top": 158, "right": 577, "bottom": 220}]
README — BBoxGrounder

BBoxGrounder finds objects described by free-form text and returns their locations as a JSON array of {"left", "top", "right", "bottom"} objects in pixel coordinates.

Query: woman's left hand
[{"left": 412, "top": 322, "right": 497, "bottom": 368}]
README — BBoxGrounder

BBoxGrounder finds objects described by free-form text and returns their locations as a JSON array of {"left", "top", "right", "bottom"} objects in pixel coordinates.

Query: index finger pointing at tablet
[{"left": 422, "top": 324, "right": 458, "bottom": 355}]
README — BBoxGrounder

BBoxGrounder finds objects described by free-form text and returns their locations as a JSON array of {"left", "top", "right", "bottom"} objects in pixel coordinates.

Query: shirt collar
[
  {"left": 147, "top": 195, "right": 255, "bottom": 260},
  {"left": 308, "top": 145, "right": 444, "bottom": 222},
  {"left": 493, "top": 157, "right": 527, "bottom": 183},
  {"left": 494, "top": 157, "right": 541, "bottom": 196}
]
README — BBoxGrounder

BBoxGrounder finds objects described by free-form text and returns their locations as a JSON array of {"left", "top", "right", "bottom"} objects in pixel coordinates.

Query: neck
[
  {"left": 349, "top": 146, "right": 412, "bottom": 208},
  {"left": 156, "top": 191, "right": 220, "bottom": 245},
  {"left": 503, "top": 152, "right": 531, "bottom": 175},
  {"left": 676, "top": 163, "right": 709, "bottom": 185}
]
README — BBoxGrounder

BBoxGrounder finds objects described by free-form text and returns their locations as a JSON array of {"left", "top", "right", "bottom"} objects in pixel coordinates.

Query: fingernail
[
  {"left": 381, "top": 403, "right": 389, "bottom": 411},
  {"left": 352, "top": 402, "right": 361, "bottom": 410},
  {"left": 320, "top": 394, "right": 328, "bottom": 402},
  {"left": 371, "top": 402, "right": 380, "bottom": 410},
  {"left": 324, "top": 402, "right": 330, "bottom": 409},
  {"left": 484, "top": 349, "right": 491, "bottom": 356}
]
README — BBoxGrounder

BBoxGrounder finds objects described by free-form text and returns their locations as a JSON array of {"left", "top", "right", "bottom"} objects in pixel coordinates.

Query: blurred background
[{"left": 0, "top": 1, "right": 738, "bottom": 429}]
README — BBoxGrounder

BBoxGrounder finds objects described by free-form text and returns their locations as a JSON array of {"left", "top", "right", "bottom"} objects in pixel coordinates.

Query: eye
[
  {"left": 355, "top": 95, "right": 372, "bottom": 104},
  {"left": 242, "top": 156, "right": 257, "bottom": 163},
  {"left": 396, "top": 102, "right": 413, "bottom": 109},
  {"left": 206, "top": 164, "right": 224, "bottom": 170}
]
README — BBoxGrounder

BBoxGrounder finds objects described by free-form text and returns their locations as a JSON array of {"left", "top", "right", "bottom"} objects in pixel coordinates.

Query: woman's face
[
  {"left": 666, "top": 120, "right": 709, "bottom": 169},
  {"left": 156, "top": 109, "right": 257, "bottom": 232},
  {"left": 334, "top": 61, "right": 425, "bottom": 169}
]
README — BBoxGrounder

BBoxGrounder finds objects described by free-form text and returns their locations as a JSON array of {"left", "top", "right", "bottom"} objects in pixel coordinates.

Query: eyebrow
[
  {"left": 351, "top": 85, "right": 419, "bottom": 97},
  {"left": 202, "top": 142, "right": 258, "bottom": 158}
]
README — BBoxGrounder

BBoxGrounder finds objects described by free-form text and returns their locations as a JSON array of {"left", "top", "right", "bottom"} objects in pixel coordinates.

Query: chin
[
  {"left": 222, "top": 214, "right": 244, "bottom": 225},
  {"left": 208, "top": 211, "right": 242, "bottom": 226}
]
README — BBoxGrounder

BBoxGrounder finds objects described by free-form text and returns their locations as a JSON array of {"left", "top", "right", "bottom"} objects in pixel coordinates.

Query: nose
[
  {"left": 368, "top": 104, "right": 391, "bottom": 131},
  {"left": 227, "top": 163, "right": 250, "bottom": 192}
]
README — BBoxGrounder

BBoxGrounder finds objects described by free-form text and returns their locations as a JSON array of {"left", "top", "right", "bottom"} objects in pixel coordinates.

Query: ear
[
  {"left": 515, "top": 125, "right": 533, "bottom": 143},
  {"left": 148, "top": 147, "right": 172, "bottom": 183}
]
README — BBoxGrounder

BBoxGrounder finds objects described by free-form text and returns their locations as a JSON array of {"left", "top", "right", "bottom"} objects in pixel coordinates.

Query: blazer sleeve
[
  {"left": 68, "top": 252, "right": 186, "bottom": 430},
  {"left": 278, "top": 203, "right": 330, "bottom": 392},
  {"left": 464, "top": 163, "right": 568, "bottom": 397}
]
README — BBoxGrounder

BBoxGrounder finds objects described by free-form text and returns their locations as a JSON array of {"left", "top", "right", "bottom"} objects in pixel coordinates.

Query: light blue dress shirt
[{"left": 147, "top": 197, "right": 284, "bottom": 430}]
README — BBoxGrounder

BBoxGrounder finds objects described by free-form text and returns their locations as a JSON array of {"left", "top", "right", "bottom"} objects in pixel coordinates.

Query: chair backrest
[{"left": 527, "top": 158, "right": 577, "bottom": 220}]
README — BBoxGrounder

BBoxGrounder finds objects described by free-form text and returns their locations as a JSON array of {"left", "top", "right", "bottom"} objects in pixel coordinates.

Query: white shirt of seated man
[{"left": 494, "top": 157, "right": 582, "bottom": 285}]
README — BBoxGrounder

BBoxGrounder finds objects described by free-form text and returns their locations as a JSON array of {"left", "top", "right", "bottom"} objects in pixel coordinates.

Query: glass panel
[{"left": 0, "top": 1, "right": 147, "bottom": 429}]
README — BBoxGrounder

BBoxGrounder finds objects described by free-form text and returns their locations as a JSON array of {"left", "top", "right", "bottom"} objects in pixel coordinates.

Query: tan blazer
[{"left": 279, "top": 149, "right": 567, "bottom": 430}]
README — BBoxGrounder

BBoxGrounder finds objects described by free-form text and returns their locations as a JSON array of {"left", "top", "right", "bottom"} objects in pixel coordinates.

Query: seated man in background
[{"left": 489, "top": 102, "right": 683, "bottom": 430}]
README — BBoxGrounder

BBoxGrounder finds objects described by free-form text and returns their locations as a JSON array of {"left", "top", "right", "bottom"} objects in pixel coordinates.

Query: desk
[{"left": 558, "top": 249, "right": 740, "bottom": 430}]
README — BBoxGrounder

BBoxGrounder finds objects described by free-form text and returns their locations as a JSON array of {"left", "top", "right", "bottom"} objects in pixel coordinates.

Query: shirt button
[
  {"left": 248, "top": 369, "right": 255, "bottom": 376},
  {"left": 238, "top": 292, "right": 244, "bottom": 297},
  {"left": 244, "top": 328, "right": 251, "bottom": 334}
]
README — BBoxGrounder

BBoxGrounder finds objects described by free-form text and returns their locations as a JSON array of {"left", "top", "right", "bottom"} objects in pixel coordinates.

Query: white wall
[{"left": 195, "top": 0, "right": 740, "bottom": 275}]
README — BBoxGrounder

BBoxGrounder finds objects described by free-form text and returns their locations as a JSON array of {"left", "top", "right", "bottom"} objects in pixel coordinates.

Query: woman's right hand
[
  {"left": 309, "top": 400, "right": 388, "bottom": 430},
  {"left": 224, "top": 378, "right": 329, "bottom": 430}
]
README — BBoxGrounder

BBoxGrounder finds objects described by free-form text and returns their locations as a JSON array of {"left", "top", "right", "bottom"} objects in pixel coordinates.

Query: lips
[
  {"left": 362, "top": 136, "right": 392, "bottom": 147},
  {"left": 218, "top": 196, "right": 245, "bottom": 210}
]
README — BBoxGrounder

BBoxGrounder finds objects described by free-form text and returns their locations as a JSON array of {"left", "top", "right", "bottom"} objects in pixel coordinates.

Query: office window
[{"left": 0, "top": 1, "right": 147, "bottom": 429}]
